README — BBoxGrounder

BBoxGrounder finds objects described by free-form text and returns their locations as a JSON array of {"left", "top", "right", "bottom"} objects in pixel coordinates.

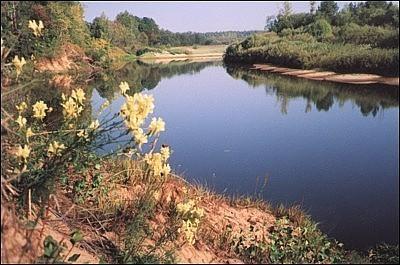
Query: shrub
[{"left": 305, "top": 18, "right": 334, "bottom": 41}]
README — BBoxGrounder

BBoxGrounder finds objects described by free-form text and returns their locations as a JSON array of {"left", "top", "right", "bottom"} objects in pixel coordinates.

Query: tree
[
  {"left": 90, "top": 13, "right": 111, "bottom": 39},
  {"left": 310, "top": 1, "right": 317, "bottom": 14},
  {"left": 115, "top": 11, "right": 140, "bottom": 36},
  {"left": 280, "top": 1, "right": 293, "bottom": 17},
  {"left": 317, "top": 1, "right": 339, "bottom": 22},
  {"left": 265, "top": 15, "right": 276, "bottom": 31},
  {"left": 138, "top": 17, "right": 160, "bottom": 45}
]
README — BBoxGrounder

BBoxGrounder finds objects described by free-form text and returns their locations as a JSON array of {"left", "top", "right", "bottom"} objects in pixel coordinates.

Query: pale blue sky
[{"left": 81, "top": 1, "right": 352, "bottom": 32}]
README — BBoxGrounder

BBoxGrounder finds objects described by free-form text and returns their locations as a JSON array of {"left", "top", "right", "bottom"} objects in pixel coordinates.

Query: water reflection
[
  {"left": 225, "top": 65, "right": 399, "bottom": 117},
  {"left": 92, "top": 60, "right": 222, "bottom": 101}
]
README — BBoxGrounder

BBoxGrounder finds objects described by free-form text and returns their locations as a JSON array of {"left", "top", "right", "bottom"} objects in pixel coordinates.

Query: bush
[
  {"left": 267, "top": 217, "right": 345, "bottom": 264},
  {"left": 338, "top": 23, "right": 399, "bottom": 48},
  {"left": 136, "top": 47, "right": 163, "bottom": 56},
  {"left": 305, "top": 18, "right": 334, "bottom": 41}
]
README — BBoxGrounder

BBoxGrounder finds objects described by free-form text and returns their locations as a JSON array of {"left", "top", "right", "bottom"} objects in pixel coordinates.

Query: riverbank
[
  {"left": 250, "top": 63, "right": 399, "bottom": 86},
  {"left": 2, "top": 157, "right": 398, "bottom": 264}
]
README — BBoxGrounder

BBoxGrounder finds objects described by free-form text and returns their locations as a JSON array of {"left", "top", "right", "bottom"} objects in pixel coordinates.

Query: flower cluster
[
  {"left": 48, "top": 141, "right": 66, "bottom": 156},
  {"left": 16, "top": 115, "right": 27, "bottom": 129},
  {"left": 15, "top": 145, "right": 31, "bottom": 161},
  {"left": 32, "top": 100, "right": 49, "bottom": 121},
  {"left": 28, "top": 20, "right": 44, "bottom": 37},
  {"left": 148, "top": 117, "right": 165, "bottom": 136},
  {"left": 16, "top": 102, "right": 28, "bottom": 113},
  {"left": 12, "top": 55, "right": 26, "bottom": 77},
  {"left": 176, "top": 200, "right": 205, "bottom": 245},
  {"left": 144, "top": 147, "right": 171, "bottom": 177},
  {"left": 119, "top": 85, "right": 168, "bottom": 150},
  {"left": 61, "top": 88, "right": 85, "bottom": 120},
  {"left": 120, "top": 93, "right": 155, "bottom": 131},
  {"left": 119, "top": 81, "right": 130, "bottom": 95}
]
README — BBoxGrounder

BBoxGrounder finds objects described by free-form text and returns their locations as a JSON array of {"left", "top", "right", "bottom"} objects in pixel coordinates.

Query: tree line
[
  {"left": 88, "top": 11, "right": 261, "bottom": 52},
  {"left": 1, "top": 1, "right": 261, "bottom": 62}
]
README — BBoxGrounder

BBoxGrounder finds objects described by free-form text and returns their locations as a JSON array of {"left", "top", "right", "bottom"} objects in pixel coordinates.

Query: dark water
[{"left": 91, "top": 60, "right": 399, "bottom": 250}]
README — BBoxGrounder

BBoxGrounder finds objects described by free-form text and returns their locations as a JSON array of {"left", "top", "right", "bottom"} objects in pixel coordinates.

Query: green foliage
[
  {"left": 268, "top": 217, "right": 345, "bottom": 264},
  {"left": 226, "top": 216, "right": 345, "bottom": 264},
  {"left": 338, "top": 23, "right": 399, "bottom": 48},
  {"left": 240, "top": 1, "right": 400, "bottom": 75},
  {"left": 1, "top": 1, "right": 90, "bottom": 59},
  {"left": 87, "top": 10, "right": 261, "bottom": 51},
  {"left": 368, "top": 244, "right": 399, "bottom": 264},
  {"left": 306, "top": 18, "right": 333, "bottom": 41},
  {"left": 36, "top": 233, "right": 83, "bottom": 264},
  {"left": 317, "top": 1, "right": 339, "bottom": 23},
  {"left": 224, "top": 31, "right": 399, "bottom": 76},
  {"left": 136, "top": 47, "right": 163, "bottom": 56},
  {"left": 229, "top": 224, "right": 268, "bottom": 263}
]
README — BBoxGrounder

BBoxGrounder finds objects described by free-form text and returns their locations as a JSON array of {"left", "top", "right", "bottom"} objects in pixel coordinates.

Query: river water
[{"left": 91, "top": 60, "right": 399, "bottom": 250}]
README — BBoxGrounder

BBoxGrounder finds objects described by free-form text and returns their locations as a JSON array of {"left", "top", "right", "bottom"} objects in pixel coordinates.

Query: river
[{"left": 90, "top": 59, "right": 399, "bottom": 250}]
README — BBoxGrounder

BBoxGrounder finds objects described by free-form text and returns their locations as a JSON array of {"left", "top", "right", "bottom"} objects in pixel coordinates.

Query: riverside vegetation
[
  {"left": 1, "top": 1, "right": 399, "bottom": 264},
  {"left": 224, "top": 1, "right": 399, "bottom": 76}
]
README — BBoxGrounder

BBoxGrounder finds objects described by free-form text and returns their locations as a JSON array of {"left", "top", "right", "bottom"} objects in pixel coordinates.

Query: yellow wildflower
[
  {"left": 12, "top": 55, "right": 26, "bottom": 76},
  {"left": 160, "top": 146, "right": 170, "bottom": 161},
  {"left": 48, "top": 141, "right": 66, "bottom": 156},
  {"left": 120, "top": 93, "right": 154, "bottom": 130},
  {"left": 119, "top": 81, "right": 130, "bottom": 95},
  {"left": 26, "top": 127, "right": 34, "bottom": 140},
  {"left": 176, "top": 200, "right": 204, "bottom": 245},
  {"left": 162, "top": 164, "right": 171, "bottom": 176},
  {"left": 77, "top": 129, "right": 89, "bottom": 140},
  {"left": 71, "top": 88, "right": 86, "bottom": 104},
  {"left": 61, "top": 97, "right": 83, "bottom": 119},
  {"left": 144, "top": 153, "right": 163, "bottom": 176},
  {"left": 133, "top": 128, "right": 148, "bottom": 149},
  {"left": 16, "top": 115, "right": 27, "bottom": 129},
  {"left": 32, "top": 101, "right": 48, "bottom": 120},
  {"left": 28, "top": 20, "right": 44, "bottom": 37},
  {"left": 148, "top": 117, "right": 165, "bottom": 136},
  {"left": 89, "top": 120, "right": 100, "bottom": 130},
  {"left": 15, "top": 145, "right": 31, "bottom": 160},
  {"left": 16, "top": 102, "right": 28, "bottom": 113}
]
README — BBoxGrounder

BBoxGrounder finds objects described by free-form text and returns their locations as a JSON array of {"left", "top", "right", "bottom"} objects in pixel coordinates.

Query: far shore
[{"left": 136, "top": 44, "right": 226, "bottom": 62}]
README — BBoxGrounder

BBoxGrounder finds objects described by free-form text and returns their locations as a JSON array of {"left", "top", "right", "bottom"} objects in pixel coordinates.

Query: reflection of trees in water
[
  {"left": 93, "top": 60, "right": 222, "bottom": 101},
  {"left": 225, "top": 65, "right": 399, "bottom": 117}
]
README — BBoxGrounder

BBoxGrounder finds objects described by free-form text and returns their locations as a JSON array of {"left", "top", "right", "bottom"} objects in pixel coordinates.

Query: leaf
[
  {"left": 94, "top": 163, "right": 101, "bottom": 170},
  {"left": 68, "top": 253, "right": 81, "bottom": 262},
  {"left": 70, "top": 230, "right": 84, "bottom": 245}
]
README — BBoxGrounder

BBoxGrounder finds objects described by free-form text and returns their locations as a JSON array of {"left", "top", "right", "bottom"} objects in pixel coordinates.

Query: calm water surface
[{"left": 91, "top": 60, "right": 399, "bottom": 250}]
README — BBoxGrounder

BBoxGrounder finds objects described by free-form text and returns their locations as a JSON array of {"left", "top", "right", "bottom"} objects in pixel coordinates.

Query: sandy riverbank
[{"left": 251, "top": 64, "right": 399, "bottom": 86}]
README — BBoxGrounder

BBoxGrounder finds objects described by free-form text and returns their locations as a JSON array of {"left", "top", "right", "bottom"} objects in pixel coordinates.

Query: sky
[{"left": 82, "top": 1, "right": 352, "bottom": 33}]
